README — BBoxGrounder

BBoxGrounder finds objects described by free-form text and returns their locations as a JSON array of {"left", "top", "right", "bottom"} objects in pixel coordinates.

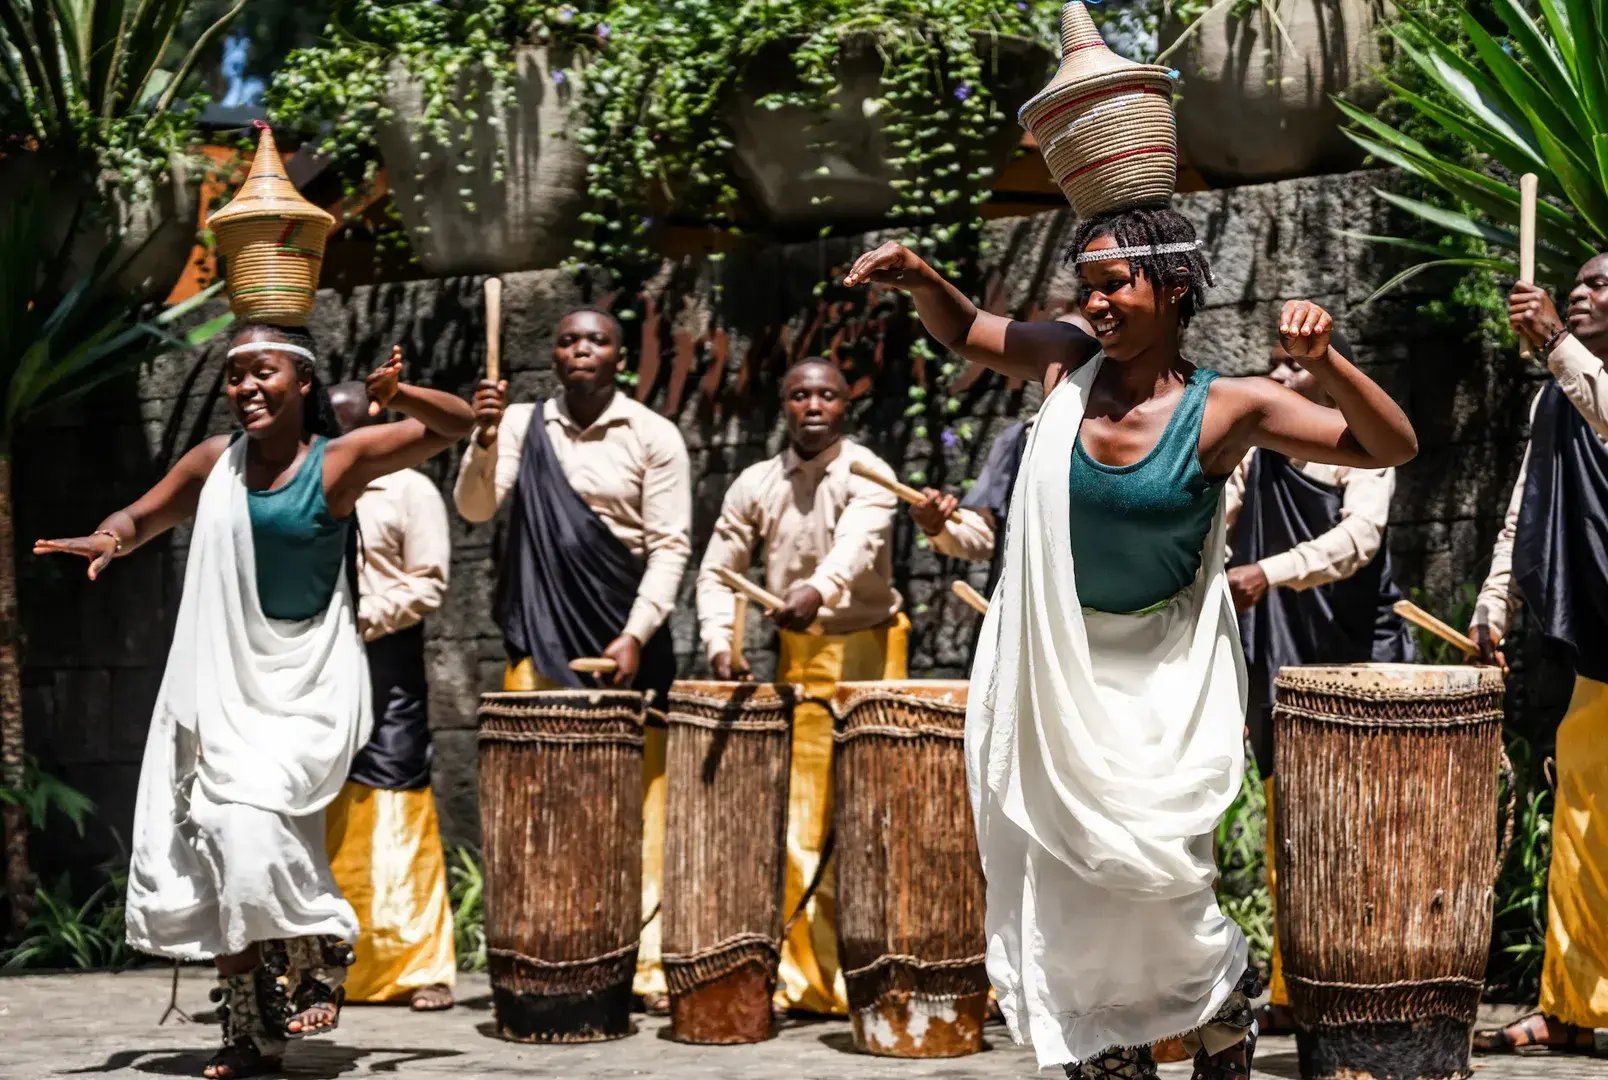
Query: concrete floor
[{"left": 0, "top": 968, "right": 1599, "bottom": 1079}]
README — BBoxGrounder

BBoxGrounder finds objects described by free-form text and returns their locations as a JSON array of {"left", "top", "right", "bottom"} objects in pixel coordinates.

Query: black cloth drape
[
  {"left": 1514, "top": 381, "right": 1608, "bottom": 685},
  {"left": 349, "top": 623, "right": 432, "bottom": 791},
  {"left": 1230, "top": 450, "right": 1413, "bottom": 775},
  {"left": 961, "top": 419, "right": 1030, "bottom": 596},
  {"left": 493, "top": 399, "right": 676, "bottom": 703}
]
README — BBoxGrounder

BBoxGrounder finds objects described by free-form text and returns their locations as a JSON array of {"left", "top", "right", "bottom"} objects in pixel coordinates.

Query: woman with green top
[
  {"left": 34, "top": 321, "right": 474, "bottom": 1079},
  {"left": 845, "top": 206, "right": 1416, "bottom": 1080}
]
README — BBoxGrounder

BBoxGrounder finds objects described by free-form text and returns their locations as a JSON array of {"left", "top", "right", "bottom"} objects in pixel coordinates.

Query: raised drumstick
[
  {"left": 483, "top": 277, "right": 503, "bottom": 441},
  {"left": 1518, "top": 173, "right": 1537, "bottom": 361},
  {"left": 731, "top": 593, "right": 749, "bottom": 671},
  {"left": 570, "top": 657, "right": 618, "bottom": 674},
  {"left": 848, "top": 460, "right": 961, "bottom": 522},
  {"left": 1392, "top": 600, "right": 1477, "bottom": 658},
  {"left": 951, "top": 579, "right": 989, "bottom": 615},
  {"left": 713, "top": 566, "right": 786, "bottom": 613}
]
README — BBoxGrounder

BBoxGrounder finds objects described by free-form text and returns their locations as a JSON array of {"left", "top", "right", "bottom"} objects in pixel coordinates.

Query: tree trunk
[{"left": 0, "top": 451, "right": 32, "bottom": 936}]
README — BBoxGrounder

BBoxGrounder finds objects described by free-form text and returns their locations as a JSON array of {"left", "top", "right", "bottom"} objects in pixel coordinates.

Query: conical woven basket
[
  {"left": 1019, "top": 2, "right": 1178, "bottom": 217},
  {"left": 208, "top": 124, "right": 335, "bottom": 326}
]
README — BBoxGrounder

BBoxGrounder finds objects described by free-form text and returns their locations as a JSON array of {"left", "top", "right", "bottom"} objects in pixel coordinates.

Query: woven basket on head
[
  {"left": 208, "top": 124, "right": 334, "bottom": 327},
  {"left": 1018, "top": 2, "right": 1178, "bottom": 218}
]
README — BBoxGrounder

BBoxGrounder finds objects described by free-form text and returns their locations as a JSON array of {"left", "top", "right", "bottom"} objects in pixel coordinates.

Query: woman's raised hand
[
  {"left": 33, "top": 533, "right": 119, "bottom": 581},
  {"left": 1278, "top": 300, "right": 1333, "bottom": 360},
  {"left": 365, "top": 345, "right": 404, "bottom": 416},
  {"left": 844, "top": 242, "right": 930, "bottom": 290}
]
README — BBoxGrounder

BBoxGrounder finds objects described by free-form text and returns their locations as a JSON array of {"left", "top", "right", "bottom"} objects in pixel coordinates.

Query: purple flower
[
  {"left": 953, "top": 82, "right": 973, "bottom": 102},
  {"left": 595, "top": 22, "right": 612, "bottom": 40},
  {"left": 1016, "top": 1, "right": 1029, "bottom": 9},
  {"left": 557, "top": 4, "right": 576, "bottom": 21},
  {"left": 552, "top": 69, "right": 567, "bottom": 85},
  {"left": 941, "top": 428, "right": 960, "bottom": 450}
]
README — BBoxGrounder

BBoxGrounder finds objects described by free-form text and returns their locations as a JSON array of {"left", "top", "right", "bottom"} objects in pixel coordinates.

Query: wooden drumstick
[
  {"left": 569, "top": 657, "right": 618, "bottom": 674},
  {"left": 483, "top": 276, "right": 503, "bottom": 441},
  {"left": 951, "top": 579, "right": 989, "bottom": 615},
  {"left": 848, "top": 460, "right": 961, "bottom": 522},
  {"left": 1392, "top": 600, "right": 1477, "bottom": 658},
  {"left": 731, "top": 593, "right": 749, "bottom": 670},
  {"left": 1518, "top": 173, "right": 1538, "bottom": 361},
  {"left": 713, "top": 566, "right": 786, "bottom": 613}
]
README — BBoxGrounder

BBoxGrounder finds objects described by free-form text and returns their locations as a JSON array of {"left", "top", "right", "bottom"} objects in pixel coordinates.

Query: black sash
[
  {"left": 349, "top": 623, "right": 432, "bottom": 790},
  {"left": 1513, "top": 382, "right": 1608, "bottom": 684},
  {"left": 493, "top": 400, "right": 676, "bottom": 702},
  {"left": 1230, "top": 450, "right": 1412, "bottom": 774}
]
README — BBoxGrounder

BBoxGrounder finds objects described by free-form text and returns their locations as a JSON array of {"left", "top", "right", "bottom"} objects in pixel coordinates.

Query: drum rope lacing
[
  {"left": 663, "top": 933, "right": 780, "bottom": 994},
  {"left": 488, "top": 940, "right": 637, "bottom": 973},
  {"left": 841, "top": 952, "right": 987, "bottom": 980},
  {"left": 834, "top": 722, "right": 967, "bottom": 742},
  {"left": 1272, "top": 704, "right": 1503, "bottom": 732}
]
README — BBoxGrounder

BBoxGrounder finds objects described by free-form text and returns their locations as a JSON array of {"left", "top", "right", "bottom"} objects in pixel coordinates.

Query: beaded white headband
[
  {"left": 226, "top": 341, "right": 316, "bottom": 365},
  {"left": 1074, "top": 241, "right": 1202, "bottom": 265}
]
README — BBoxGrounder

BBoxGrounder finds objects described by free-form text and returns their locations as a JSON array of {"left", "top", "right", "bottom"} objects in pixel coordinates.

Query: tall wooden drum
[
  {"left": 1274, "top": 664, "right": 1506, "bottom": 1080},
  {"left": 477, "top": 690, "right": 646, "bottom": 1043},
  {"left": 660, "top": 681, "right": 794, "bottom": 1044},
  {"left": 833, "top": 680, "right": 988, "bottom": 1058}
]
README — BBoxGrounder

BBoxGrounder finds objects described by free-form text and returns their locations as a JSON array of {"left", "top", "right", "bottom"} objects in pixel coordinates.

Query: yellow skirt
[
  {"left": 325, "top": 782, "right": 456, "bottom": 1002},
  {"left": 503, "top": 659, "right": 669, "bottom": 1001},
  {"left": 1539, "top": 675, "right": 1608, "bottom": 1028},
  {"left": 774, "top": 613, "right": 910, "bottom": 1015}
]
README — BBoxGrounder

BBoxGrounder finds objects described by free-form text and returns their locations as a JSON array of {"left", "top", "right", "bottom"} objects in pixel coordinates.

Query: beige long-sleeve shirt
[
  {"left": 1223, "top": 457, "right": 1396, "bottom": 589},
  {"left": 453, "top": 393, "right": 693, "bottom": 645},
  {"left": 354, "top": 469, "right": 451, "bottom": 643},
  {"left": 928, "top": 507, "right": 997, "bottom": 561},
  {"left": 1471, "top": 335, "right": 1608, "bottom": 641},
  {"left": 696, "top": 439, "right": 902, "bottom": 658}
]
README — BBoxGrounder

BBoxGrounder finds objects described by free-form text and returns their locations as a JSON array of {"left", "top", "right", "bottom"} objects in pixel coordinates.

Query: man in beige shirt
[
  {"left": 1467, "top": 256, "right": 1608, "bottom": 1055},
  {"left": 696, "top": 358, "right": 908, "bottom": 1016},
  {"left": 324, "top": 385, "right": 457, "bottom": 1011},
  {"left": 454, "top": 307, "right": 692, "bottom": 1012},
  {"left": 1219, "top": 331, "right": 1413, "bottom": 1034}
]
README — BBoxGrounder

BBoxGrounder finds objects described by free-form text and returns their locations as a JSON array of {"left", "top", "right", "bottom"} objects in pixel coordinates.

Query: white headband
[
  {"left": 227, "top": 341, "right": 316, "bottom": 364},
  {"left": 1074, "top": 240, "right": 1202, "bottom": 265}
]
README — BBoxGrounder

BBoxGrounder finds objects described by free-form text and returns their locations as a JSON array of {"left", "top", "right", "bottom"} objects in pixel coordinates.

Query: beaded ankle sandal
[
  {"left": 203, "top": 972, "right": 284, "bottom": 1079},
  {"left": 283, "top": 936, "right": 354, "bottom": 1039},
  {"left": 1065, "top": 1044, "right": 1161, "bottom": 1080}
]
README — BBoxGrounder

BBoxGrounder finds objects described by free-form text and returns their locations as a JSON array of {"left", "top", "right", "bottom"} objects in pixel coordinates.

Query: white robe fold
[
  {"left": 966, "top": 356, "right": 1250, "bottom": 1069},
  {"left": 126, "top": 437, "right": 371, "bottom": 959}
]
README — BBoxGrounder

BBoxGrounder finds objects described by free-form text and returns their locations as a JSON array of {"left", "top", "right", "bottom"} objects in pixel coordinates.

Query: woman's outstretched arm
[
  {"left": 844, "top": 241, "right": 1097, "bottom": 386},
  {"left": 33, "top": 435, "right": 233, "bottom": 579}
]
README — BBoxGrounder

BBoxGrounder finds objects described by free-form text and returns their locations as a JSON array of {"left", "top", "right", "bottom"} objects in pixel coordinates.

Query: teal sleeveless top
[
  {"left": 1069, "top": 367, "right": 1226, "bottom": 614},
  {"left": 245, "top": 436, "right": 350, "bottom": 621}
]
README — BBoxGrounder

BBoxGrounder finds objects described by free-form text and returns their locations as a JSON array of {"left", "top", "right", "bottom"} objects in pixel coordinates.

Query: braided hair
[
  {"left": 1067, "top": 207, "right": 1214, "bottom": 328},
  {"left": 227, "top": 320, "right": 360, "bottom": 603}
]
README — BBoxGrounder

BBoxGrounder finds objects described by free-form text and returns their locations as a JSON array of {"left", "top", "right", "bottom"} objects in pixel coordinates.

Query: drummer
[
  {"left": 453, "top": 307, "right": 693, "bottom": 1013},
  {"left": 1222, "top": 328, "right": 1414, "bottom": 1034},
  {"left": 695, "top": 356, "right": 907, "bottom": 1016},
  {"left": 1468, "top": 254, "right": 1608, "bottom": 1056}
]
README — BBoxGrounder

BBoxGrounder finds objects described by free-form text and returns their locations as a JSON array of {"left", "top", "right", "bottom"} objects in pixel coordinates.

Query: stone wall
[{"left": 17, "top": 168, "right": 1569, "bottom": 878}]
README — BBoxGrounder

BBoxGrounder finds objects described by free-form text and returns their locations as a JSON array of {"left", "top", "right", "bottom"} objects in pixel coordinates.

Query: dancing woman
[
  {"left": 845, "top": 207, "right": 1416, "bottom": 1080},
  {"left": 34, "top": 322, "right": 474, "bottom": 1079}
]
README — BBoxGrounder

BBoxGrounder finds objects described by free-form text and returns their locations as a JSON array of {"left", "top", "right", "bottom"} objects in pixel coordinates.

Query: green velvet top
[
  {"left": 1068, "top": 367, "right": 1225, "bottom": 614},
  {"left": 245, "top": 435, "right": 350, "bottom": 621}
]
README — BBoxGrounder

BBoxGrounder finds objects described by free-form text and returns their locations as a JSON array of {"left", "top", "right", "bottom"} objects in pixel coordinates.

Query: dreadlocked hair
[
  {"left": 229, "top": 320, "right": 360, "bottom": 602},
  {"left": 1067, "top": 207, "right": 1214, "bottom": 328}
]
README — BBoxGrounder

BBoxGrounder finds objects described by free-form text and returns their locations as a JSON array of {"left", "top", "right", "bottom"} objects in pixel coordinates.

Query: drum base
[
  {"left": 491, "top": 981, "right": 634, "bottom": 1043},
  {"left": 850, "top": 991, "right": 988, "bottom": 1057},
  {"left": 1295, "top": 1019, "right": 1473, "bottom": 1080},
  {"left": 668, "top": 959, "right": 776, "bottom": 1045}
]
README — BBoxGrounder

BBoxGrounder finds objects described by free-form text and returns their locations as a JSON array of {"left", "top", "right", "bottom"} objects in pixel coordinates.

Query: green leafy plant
[
  {"left": 1487, "top": 733, "right": 1551, "bottom": 1001},
  {"left": 1337, "top": 0, "right": 1608, "bottom": 295},
  {"left": 2, "top": 865, "right": 133, "bottom": 970},
  {"left": 446, "top": 844, "right": 487, "bottom": 973},
  {"left": 1216, "top": 755, "right": 1273, "bottom": 972},
  {"left": 1407, "top": 582, "right": 1479, "bottom": 664},
  {"left": 0, "top": 756, "right": 96, "bottom": 835},
  {"left": 0, "top": 0, "right": 245, "bottom": 191}
]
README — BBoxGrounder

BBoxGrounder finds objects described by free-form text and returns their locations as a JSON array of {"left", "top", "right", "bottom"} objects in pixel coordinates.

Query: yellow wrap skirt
[
  {"left": 503, "top": 658, "right": 669, "bottom": 1001},
  {"left": 1264, "top": 776, "right": 1288, "bottom": 1007},
  {"left": 1539, "top": 675, "right": 1608, "bottom": 1027},
  {"left": 325, "top": 782, "right": 457, "bottom": 1001},
  {"left": 774, "top": 613, "right": 910, "bottom": 1015}
]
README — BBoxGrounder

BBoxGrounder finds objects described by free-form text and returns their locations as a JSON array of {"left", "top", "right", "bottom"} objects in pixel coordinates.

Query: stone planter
[
  {"left": 1162, "top": 0, "right": 1390, "bottom": 183},
  {"left": 377, "top": 45, "right": 589, "bottom": 275},
  {"left": 0, "top": 148, "right": 199, "bottom": 302},
  {"left": 725, "top": 34, "right": 1053, "bottom": 229}
]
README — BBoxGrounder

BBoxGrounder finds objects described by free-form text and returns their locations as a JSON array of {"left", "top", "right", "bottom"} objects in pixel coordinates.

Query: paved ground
[{"left": 0, "top": 968, "right": 1600, "bottom": 1079}]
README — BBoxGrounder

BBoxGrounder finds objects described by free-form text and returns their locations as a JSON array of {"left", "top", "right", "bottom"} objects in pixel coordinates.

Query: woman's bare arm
[{"left": 845, "top": 241, "right": 1097, "bottom": 385}]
